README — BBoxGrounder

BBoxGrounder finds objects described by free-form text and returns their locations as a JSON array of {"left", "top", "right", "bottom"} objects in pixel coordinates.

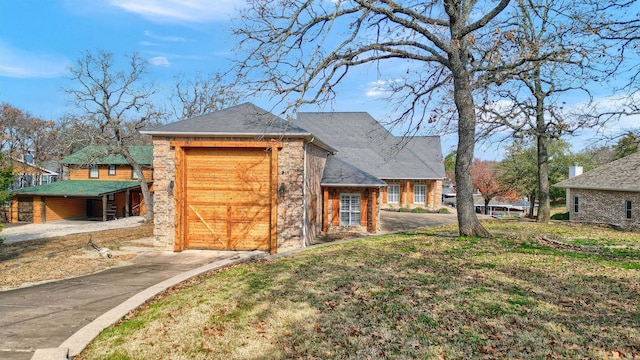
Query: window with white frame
[
  {"left": 340, "top": 193, "right": 361, "bottom": 226},
  {"left": 89, "top": 165, "right": 99, "bottom": 178},
  {"left": 108, "top": 165, "right": 116, "bottom": 175},
  {"left": 388, "top": 185, "right": 400, "bottom": 204},
  {"left": 132, "top": 168, "right": 139, "bottom": 179},
  {"left": 414, "top": 184, "right": 426, "bottom": 204},
  {"left": 626, "top": 201, "right": 632, "bottom": 219}
]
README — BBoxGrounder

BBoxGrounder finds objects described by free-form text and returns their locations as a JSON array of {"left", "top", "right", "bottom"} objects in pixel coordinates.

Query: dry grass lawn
[
  {"left": 0, "top": 222, "right": 154, "bottom": 290},
  {"left": 79, "top": 220, "right": 640, "bottom": 360}
]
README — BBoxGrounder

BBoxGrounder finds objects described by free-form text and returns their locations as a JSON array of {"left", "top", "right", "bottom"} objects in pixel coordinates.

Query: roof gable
[
  {"left": 555, "top": 151, "right": 640, "bottom": 192},
  {"left": 296, "top": 112, "right": 445, "bottom": 180},
  {"left": 321, "top": 157, "right": 387, "bottom": 187},
  {"left": 61, "top": 146, "right": 153, "bottom": 166}
]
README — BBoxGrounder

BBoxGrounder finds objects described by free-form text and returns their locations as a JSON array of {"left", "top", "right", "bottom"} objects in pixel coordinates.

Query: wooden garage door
[{"left": 185, "top": 147, "right": 271, "bottom": 250}]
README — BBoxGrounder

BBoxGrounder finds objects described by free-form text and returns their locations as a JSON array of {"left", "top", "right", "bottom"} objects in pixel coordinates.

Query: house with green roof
[{"left": 10, "top": 146, "right": 153, "bottom": 223}]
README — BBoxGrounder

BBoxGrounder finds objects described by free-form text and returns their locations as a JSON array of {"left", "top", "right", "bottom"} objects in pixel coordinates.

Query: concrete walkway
[
  {"left": 0, "top": 249, "right": 266, "bottom": 360},
  {"left": 0, "top": 210, "right": 461, "bottom": 360}
]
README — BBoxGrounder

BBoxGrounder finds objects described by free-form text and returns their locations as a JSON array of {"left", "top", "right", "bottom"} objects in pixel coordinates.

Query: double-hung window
[
  {"left": 414, "top": 185, "right": 426, "bottom": 204},
  {"left": 388, "top": 185, "right": 400, "bottom": 204},
  {"left": 340, "top": 194, "right": 361, "bottom": 226},
  {"left": 626, "top": 201, "right": 632, "bottom": 219},
  {"left": 132, "top": 168, "right": 139, "bottom": 180},
  {"left": 108, "top": 165, "right": 116, "bottom": 176},
  {"left": 89, "top": 165, "right": 99, "bottom": 179}
]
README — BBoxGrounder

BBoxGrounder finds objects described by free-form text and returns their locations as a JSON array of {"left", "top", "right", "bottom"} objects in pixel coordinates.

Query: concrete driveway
[{"left": 0, "top": 249, "right": 265, "bottom": 360}]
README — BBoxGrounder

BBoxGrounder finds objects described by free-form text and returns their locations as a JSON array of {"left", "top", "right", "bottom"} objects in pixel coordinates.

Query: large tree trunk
[
  {"left": 451, "top": 56, "right": 490, "bottom": 237},
  {"left": 535, "top": 98, "right": 551, "bottom": 222}
]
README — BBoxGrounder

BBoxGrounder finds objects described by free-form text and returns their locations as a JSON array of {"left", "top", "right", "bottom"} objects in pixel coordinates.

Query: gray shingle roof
[
  {"left": 143, "top": 103, "right": 310, "bottom": 136},
  {"left": 296, "top": 112, "right": 445, "bottom": 180},
  {"left": 555, "top": 151, "right": 640, "bottom": 192},
  {"left": 321, "top": 157, "right": 387, "bottom": 187}
]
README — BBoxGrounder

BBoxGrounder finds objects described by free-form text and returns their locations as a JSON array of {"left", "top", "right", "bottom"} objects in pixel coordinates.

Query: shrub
[
  {"left": 551, "top": 212, "right": 569, "bottom": 220},
  {"left": 411, "top": 207, "right": 427, "bottom": 213},
  {"left": 438, "top": 208, "right": 450, "bottom": 214},
  {"left": 398, "top": 207, "right": 411, "bottom": 212}
]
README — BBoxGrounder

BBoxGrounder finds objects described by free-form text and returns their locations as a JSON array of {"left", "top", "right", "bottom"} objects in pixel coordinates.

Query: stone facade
[
  {"left": 304, "top": 143, "right": 328, "bottom": 245},
  {"left": 569, "top": 188, "right": 640, "bottom": 231}
]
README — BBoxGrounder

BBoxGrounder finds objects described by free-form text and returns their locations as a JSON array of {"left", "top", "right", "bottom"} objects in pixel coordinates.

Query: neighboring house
[
  {"left": 9, "top": 156, "right": 59, "bottom": 190},
  {"left": 142, "top": 103, "right": 445, "bottom": 254},
  {"left": 9, "top": 146, "right": 153, "bottom": 223},
  {"left": 555, "top": 152, "right": 640, "bottom": 231}
]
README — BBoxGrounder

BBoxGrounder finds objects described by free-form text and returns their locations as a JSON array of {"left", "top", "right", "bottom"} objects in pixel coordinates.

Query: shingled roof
[
  {"left": 61, "top": 146, "right": 153, "bottom": 166},
  {"left": 141, "top": 103, "right": 336, "bottom": 152},
  {"left": 321, "top": 157, "right": 387, "bottom": 187},
  {"left": 555, "top": 152, "right": 640, "bottom": 192},
  {"left": 11, "top": 180, "right": 142, "bottom": 197},
  {"left": 296, "top": 112, "right": 445, "bottom": 180}
]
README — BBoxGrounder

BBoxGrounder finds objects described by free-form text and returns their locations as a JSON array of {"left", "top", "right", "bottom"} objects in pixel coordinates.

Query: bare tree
[
  {"left": 232, "top": 0, "right": 521, "bottom": 237},
  {"left": 477, "top": 0, "right": 610, "bottom": 221},
  {"left": 171, "top": 72, "right": 243, "bottom": 120},
  {"left": 0, "top": 103, "right": 57, "bottom": 165},
  {"left": 65, "top": 50, "right": 162, "bottom": 220}
]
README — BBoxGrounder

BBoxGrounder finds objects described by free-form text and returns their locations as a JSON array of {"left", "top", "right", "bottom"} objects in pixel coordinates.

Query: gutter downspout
[{"left": 302, "top": 140, "right": 308, "bottom": 247}]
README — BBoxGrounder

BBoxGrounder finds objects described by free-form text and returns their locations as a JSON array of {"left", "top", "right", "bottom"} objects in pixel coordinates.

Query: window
[
  {"left": 132, "top": 168, "right": 139, "bottom": 180},
  {"left": 89, "top": 165, "right": 99, "bottom": 179},
  {"left": 626, "top": 201, "right": 632, "bottom": 219},
  {"left": 108, "top": 165, "right": 116, "bottom": 176},
  {"left": 414, "top": 185, "right": 426, "bottom": 204},
  {"left": 388, "top": 185, "right": 400, "bottom": 204},
  {"left": 340, "top": 194, "right": 361, "bottom": 226},
  {"left": 107, "top": 194, "right": 115, "bottom": 201},
  {"left": 573, "top": 196, "right": 579, "bottom": 213}
]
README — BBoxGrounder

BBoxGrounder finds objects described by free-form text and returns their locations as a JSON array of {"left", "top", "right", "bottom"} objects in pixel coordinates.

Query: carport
[{"left": 10, "top": 180, "right": 145, "bottom": 223}]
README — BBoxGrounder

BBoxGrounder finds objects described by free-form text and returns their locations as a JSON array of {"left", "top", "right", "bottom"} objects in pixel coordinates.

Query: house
[
  {"left": 9, "top": 146, "right": 152, "bottom": 223},
  {"left": 296, "top": 112, "right": 445, "bottom": 211},
  {"left": 8, "top": 156, "right": 59, "bottom": 190},
  {"left": 142, "top": 103, "right": 445, "bottom": 254},
  {"left": 555, "top": 152, "right": 640, "bottom": 231}
]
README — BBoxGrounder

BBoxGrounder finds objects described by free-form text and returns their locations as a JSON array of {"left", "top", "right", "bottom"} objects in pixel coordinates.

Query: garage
[{"left": 183, "top": 147, "right": 272, "bottom": 250}]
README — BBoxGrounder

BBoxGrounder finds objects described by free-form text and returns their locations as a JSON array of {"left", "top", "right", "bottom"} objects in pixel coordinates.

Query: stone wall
[
  {"left": 570, "top": 188, "right": 640, "bottom": 231},
  {"left": 304, "top": 143, "right": 328, "bottom": 245},
  {"left": 151, "top": 137, "right": 176, "bottom": 249}
]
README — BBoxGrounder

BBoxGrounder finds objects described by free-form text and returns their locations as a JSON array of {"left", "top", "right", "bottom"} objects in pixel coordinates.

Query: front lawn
[{"left": 79, "top": 221, "right": 639, "bottom": 360}]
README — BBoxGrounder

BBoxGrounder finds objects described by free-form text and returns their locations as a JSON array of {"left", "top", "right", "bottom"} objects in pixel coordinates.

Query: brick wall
[{"left": 570, "top": 188, "right": 640, "bottom": 231}]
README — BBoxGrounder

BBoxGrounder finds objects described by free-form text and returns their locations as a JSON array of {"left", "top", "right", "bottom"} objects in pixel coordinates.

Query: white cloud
[
  {"left": 365, "top": 79, "right": 404, "bottom": 97},
  {"left": 109, "top": 0, "right": 245, "bottom": 23},
  {"left": 149, "top": 56, "right": 170, "bottom": 67},
  {"left": 0, "top": 41, "right": 68, "bottom": 78},
  {"left": 144, "top": 30, "right": 191, "bottom": 43}
]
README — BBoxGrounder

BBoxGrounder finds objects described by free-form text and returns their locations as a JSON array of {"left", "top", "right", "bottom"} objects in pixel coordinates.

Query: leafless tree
[
  {"left": 65, "top": 50, "right": 162, "bottom": 220},
  {"left": 476, "top": 0, "right": 610, "bottom": 221},
  {"left": 170, "top": 72, "right": 243, "bottom": 120},
  {"left": 232, "top": 0, "right": 524, "bottom": 237}
]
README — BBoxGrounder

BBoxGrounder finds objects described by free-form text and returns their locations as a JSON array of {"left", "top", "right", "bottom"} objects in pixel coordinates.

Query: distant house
[
  {"left": 555, "top": 152, "right": 640, "bottom": 231},
  {"left": 9, "top": 146, "right": 152, "bottom": 223},
  {"left": 142, "top": 103, "right": 445, "bottom": 254},
  {"left": 9, "top": 156, "right": 59, "bottom": 190}
]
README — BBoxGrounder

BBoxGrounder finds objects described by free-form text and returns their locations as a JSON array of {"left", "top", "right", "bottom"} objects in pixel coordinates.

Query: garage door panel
[{"left": 184, "top": 147, "right": 273, "bottom": 251}]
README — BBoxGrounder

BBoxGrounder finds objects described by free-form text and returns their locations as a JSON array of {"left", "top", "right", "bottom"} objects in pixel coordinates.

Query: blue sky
[{"left": 0, "top": 0, "right": 637, "bottom": 160}]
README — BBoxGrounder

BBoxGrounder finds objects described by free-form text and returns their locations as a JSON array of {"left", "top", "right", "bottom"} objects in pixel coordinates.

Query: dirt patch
[{"left": 0, "top": 222, "right": 154, "bottom": 291}]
